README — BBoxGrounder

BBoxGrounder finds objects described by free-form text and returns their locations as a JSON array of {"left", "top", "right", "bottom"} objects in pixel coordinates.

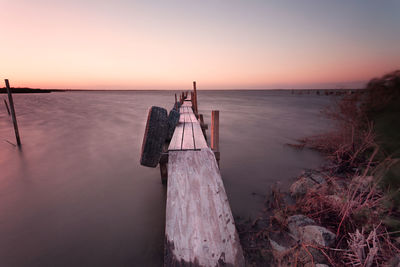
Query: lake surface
[{"left": 0, "top": 90, "right": 333, "bottom": 266}]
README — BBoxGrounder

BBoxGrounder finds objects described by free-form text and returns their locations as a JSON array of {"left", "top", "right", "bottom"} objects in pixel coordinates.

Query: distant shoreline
[
  {"left": 0, "top": 88, "right": 66, "bottom": 94},
  {"left": 0, "top": 87, "right": 363, "bottom": 94}
]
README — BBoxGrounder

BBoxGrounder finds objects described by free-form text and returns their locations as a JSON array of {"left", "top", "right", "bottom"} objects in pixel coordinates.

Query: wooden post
[
  {"left": 211, "top": 111, "right": 219, "bottom": 151},
  {"left": 199, "top": 114, "right": 208, "bottom": 140},
  {"left": 5, "top": 79, "right": 21, "bottom": 147},
  {"left": 174, "top": 94, "right": 178, "bottom": 110},
  {"left": 3, "top": 99, "right": 10, "bottom": 116},
  {"left": 211, "top": 110, "right": 220, "bottom": 166},
  {"left": 159, "top": 152, "right": 168, "bottom": 185},
  {"left": 193, "top": 81, "right": 198, "bottom": 115},
  {"left": 159, "top": 142, "right": 169, "bottom": 184}
]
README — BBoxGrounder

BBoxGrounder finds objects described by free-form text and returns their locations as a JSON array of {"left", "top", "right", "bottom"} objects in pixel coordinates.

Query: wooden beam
[
  {"left": 211, "top": 110, "right": 219, "bottom": 152},
  {"left": 193, "top": 81, "right": 198, "bottom": 115},
  {"left": 5, "top": 79, "right": 21, "bottom": 147},
  {"left": 174, "top": 94, "right": 178, "bottom": 110},
  {"left": 165, "top": 148, "right": 244, "bottom": 266},
  {"left": 3, "top": 99, "right": 10, "bottom": 116},
  {"left": 159, "top": 152, "right": 169, "bottom": 185}
]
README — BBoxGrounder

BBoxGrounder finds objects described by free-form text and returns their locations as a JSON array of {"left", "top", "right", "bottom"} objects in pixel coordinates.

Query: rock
[
  {"left": 300, "top": 225, "right": 336, "bottom": 247},
  {"left": 269, "top": 238, "right": 291, "bottom": 260},
  {"left": 287, "top": 215, "right": 315, "bottom": 238},
  {"left": 304, "top": 263, "right": 329, "bottom": 267},
  {"left": 290, "top": 177, "right": 315, "bottom": 197},
  {"left": 309, "top": 173, "right": 326, "bottom": 184},
  {"left": 268, "top": 232, "right": 298, "bottom": 259},
  {"left": 301, "top": 247, "right": 326, "bottom": 265},
  {"left": 290, "top": 174, "right": 326, "bottom": 197},
  {"left": 269, "top": 238, "right": 289, "bottom": 253}
]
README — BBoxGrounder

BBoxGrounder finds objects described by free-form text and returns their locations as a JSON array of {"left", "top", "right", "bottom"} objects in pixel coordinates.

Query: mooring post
[
  {"left": 193, "top": 81, "right": 198, "bottom": 115},
  {"left": 199, "top": 114, "right": 208, "bottom": 140},
  {"left": 211, "top": 110, "right": 220, "bottom": 166},
  {"left": 159, "top": 153, "right": 168, "bottom": 185},
  {"left": 5, "top": 79, "right": 21, "bottom": 147},
  {"left": 159, "top": 142, "right": 169, "bottom": 185},
  {"left": 174, "top": 94, "right": 178, "bottom": 110},
  {"left": 3, "top": 99, "right": 10, "bottom": 116}
]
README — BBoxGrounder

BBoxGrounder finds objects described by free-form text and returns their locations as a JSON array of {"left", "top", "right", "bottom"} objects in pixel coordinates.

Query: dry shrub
[
  {"left": 294, "top": 159, "right": 400, "bottom": 265},
  {"left": 300, "top": 70, "right": 400, "bottom": 171},
  {"left": 363, "top": 70, "right": 400, "bottom": 115},
  {"left": 299, "top": 93, "right": 379, "bottom": 175}
]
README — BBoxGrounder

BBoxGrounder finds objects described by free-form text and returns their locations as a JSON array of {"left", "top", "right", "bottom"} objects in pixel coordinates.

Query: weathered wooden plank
[
  {"left": 165, "top": 148, "right": 245, "bottom": 266},
  {"left": 193, "top": 122, "right": 208, "bottom": 149},
  {"left": 168, "top": 123, "right": 184, "bottom": 151},
  {"left": 181, "top": 112, "right": 195, "bottom": 150},
  {"left": 188, "top": 111, "right": 197, "bottom": 123},
  {"left": 179, "top": 111, "right": 185, "bottom": 123},
  {"left": 182, "top": 101, "right": 192, "bottom": 107}
]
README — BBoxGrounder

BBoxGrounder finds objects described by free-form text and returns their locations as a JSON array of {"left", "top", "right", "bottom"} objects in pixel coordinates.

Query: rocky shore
[
  {"left": 238, "top": 70, "right": 400, "bottom": 266},
  {"left": 238, "top": 166, "right": 400, "bottom": 266}
]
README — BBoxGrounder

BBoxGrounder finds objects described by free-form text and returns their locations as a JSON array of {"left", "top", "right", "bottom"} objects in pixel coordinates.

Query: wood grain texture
[
  {"left": 168, "top": 123, "right": 184, "bottom": 151},
  {"left": 165, "top": 148, "right": 245, "bottom": 266},
  {"left": 170, "top": 99, "right": 207, "bottom": 151},
  {"left": 193, "top": 122, "right": 208, "bottom": 149},
  {"left": 181, "top": 111, "right": 195, "bottom": 150},
  {"left": 182, "top": 101, "right": 192, "bottom": 107}
]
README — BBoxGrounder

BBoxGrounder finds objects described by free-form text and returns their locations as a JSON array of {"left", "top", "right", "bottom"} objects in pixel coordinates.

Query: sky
[{"left": 1, "top": 0, "right": 399, "bottom": 90}]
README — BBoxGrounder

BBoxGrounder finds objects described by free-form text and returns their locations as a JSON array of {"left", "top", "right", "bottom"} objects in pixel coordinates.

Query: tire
[
  {"left": 140, "top": 106, "right": 168, "bottom": 167},
  {"left": 174, "top": 102, "right": 181, "bottom": 111},
  {"left": 167, "top": 109, "right": 180, "bottom": 141}
]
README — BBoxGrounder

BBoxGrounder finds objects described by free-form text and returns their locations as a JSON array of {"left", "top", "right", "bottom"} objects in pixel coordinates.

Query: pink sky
[{"left": 1, "top": 0, "right": 399, "bottom": 89}]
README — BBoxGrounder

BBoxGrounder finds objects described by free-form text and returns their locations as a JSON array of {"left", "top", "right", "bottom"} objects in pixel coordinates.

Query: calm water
[{"left": 0, "top": 90, "right": 332, "bottom": 266}]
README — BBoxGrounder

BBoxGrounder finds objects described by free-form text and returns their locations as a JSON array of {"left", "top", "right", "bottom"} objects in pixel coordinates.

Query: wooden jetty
[{"left": 141, "top": 84, "right": 244, "bottom": 266}]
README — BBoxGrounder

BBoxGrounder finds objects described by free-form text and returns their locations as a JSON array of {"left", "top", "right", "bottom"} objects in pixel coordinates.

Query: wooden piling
[
  {"left": 192, "top": 81, "right": 198, "bottom": 115},
  {"left": 174, "top": 94, "right": 178, "bottom": 110},
  {"left": 3, "top": 99, "right": 10, "bottom": 116},
  {"left": 5, "top": 79, "right": 21, "bottom": 147},
  {"left": 199, "top": 114, "right": 208, "bottom": 140},
  {"left": 159, "top": 152, "right": 168, "bottom": 185},
  {"left": 211, "top": 110, "right": 219, "bottom": 152}
]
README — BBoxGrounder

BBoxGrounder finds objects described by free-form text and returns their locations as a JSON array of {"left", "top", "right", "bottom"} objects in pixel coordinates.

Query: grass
[
  {"left": 298, "top": 70, "right": 400, "bottom": 265},
  {"left": 238, "top": 70, "right": 400, "bottom": 266}
]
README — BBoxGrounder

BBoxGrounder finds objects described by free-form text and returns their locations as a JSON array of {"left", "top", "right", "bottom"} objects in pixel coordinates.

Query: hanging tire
[
  {"left": 167, "top": 109, "right": 180, "bottom": 141},
  {"left": 140, "top": 106, "right": 168, "bottom": 167},
  {"left": 174, "top": 102, "right": 181, "bottom": 111}
]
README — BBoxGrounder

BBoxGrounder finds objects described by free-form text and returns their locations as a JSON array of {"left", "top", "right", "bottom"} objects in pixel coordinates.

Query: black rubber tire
[
  {"left": 140, "top": 106, "right": 168, "bottom": 167},
  {"left": 167, "top": 109, "right": 180, "bottom": 141},
  {"left": 174, "top": 102, "right": 181, "bottom": 110}
]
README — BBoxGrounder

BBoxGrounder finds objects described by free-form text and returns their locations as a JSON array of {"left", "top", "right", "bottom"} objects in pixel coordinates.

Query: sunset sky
[{"left": 1, "top": 0, "right": 399, "bottom": 89}]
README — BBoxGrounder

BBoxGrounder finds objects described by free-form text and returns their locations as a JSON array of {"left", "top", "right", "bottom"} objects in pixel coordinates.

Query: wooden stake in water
[
  {"left": 3, "top": 99, "right": 10, "bottom": 115},
  {"left": 174, "top": 94, "right": 178, "bottom": 110},
  {"left": 5, "top": 79, "right": 21, "bottom": 147},
  {"left": 193, "top": 81, "right": 198, "bottom": 115},
  {"left": 211, "top": 110, "right": 219, "bottom": 152}
]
